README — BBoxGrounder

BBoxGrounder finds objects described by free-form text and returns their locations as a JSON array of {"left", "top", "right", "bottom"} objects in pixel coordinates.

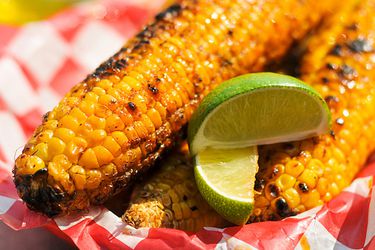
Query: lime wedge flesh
[
  {"left": 188, "top": 72, "right": 331, "bottom": 155},
  {"left": 194, "top": 146, "right": 258, "bottom": 225}
]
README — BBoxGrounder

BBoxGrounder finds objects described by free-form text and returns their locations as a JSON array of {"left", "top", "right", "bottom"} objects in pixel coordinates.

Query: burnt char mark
[
  {"left": 275, "top": 197, "right": 292, "bottom": 217},
  {"left": 133, "top": 39, "right": 151, "bottom": 51},
  {"left": 347, "top": 38, "right": 373, "bottom": 53},
  {"left": 14, "top": 168, "right": 65, "bottom": 217},
  {"left": 339, "top": 64, "right": 357, "bottom": 78},
  {"left": 87, "top": 57, "right": 128, "bottom": 80},
  {"left": 148, "top": 84, "right": 159, "bottom": 94},
  {"left": 298, "top": 182, "right": 309, "bottom": 193},
  {"left": 155, "top": 4, "right": 182, "bottom": 21},
  {"left": 128, "top": 102, "right": 137, "bottom": 110},
  {"left": 330, "top": 44, "right": 343, "bottom": 56}
]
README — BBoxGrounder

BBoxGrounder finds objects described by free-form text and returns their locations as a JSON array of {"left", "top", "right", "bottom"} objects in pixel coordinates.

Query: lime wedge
[
  {"left": 188, "top": 72, "right": 331, "bottom": 155},
  {"left": 194, "top": 146, "right": 258, "bottom": 225},
  {"left": 189, "top": 72, "right": 331, "bottom": 225}
]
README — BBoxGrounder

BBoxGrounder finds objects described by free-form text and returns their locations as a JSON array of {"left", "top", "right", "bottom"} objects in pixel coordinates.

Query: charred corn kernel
[
  {"left": 79, "top": 148, "right": 99, "bottom": 169},
  {"left": 54, "top": 128, "right": 75, "bottom": 143},
  {"left": 14, "top": 0, "right": 344, "bottom": 216},
  {"left": 92, "top": 146, "right": 114, "bottom": 166},
  {"left": 69, "top": 165, "right": 86, "bottom": 190}
]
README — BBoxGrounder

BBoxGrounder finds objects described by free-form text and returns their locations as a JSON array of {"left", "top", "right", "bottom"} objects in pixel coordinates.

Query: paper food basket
[{"left": 0, "top": 1, "right": 374, "bottom": 249}]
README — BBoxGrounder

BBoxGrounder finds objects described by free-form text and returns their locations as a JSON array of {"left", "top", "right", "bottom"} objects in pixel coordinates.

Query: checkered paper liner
[{"left": 0, "top": 1, "right": 374, "bottom": 249}]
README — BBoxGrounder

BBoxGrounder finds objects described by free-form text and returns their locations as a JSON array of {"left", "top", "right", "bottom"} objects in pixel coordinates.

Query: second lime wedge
[{"left": 188, "top": 72, "right": 331, "bottom": 155}]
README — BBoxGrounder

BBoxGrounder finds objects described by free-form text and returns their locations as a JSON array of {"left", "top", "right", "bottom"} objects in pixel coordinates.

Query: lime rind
[
  {"left": 194, "top": 146, "right": 258, "bottom": 225},
  {"left": 188, "top": 72, "right": 331, "bottom": 155}
]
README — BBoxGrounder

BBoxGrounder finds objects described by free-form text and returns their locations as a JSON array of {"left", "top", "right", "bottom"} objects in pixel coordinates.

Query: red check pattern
[{"left": 0, "top": 1, "right": 374, "bottom": 249}]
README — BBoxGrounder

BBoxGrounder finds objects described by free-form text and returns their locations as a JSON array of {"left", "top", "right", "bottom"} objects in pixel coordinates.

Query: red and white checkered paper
[{"left": 0, "top": 1, "right": 374, "bottom": 249}]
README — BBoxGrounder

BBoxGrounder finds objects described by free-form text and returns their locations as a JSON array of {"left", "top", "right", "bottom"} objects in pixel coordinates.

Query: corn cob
[
  {"left": 122, "top": 142, "right": 228, "bottom": 231},
  {"left": 251, "top": 0, "right": 375, "bottom": 222},
  {"left": 13, "top": 0, "right": 341, "bottom": 217},
  {"left": 123, "top": 0, "right": 375, "bottom": 230}
]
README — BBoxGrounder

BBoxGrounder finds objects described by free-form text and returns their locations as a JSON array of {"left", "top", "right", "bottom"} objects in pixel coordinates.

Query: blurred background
[{"left": 0, "top": 0, "right": 85, "bottom": 25}]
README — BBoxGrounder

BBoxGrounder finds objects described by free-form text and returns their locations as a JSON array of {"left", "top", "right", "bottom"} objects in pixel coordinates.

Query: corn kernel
[
  {"left": 32, "top": 143, "right": 48, "bottom": 161},
  {"left": 154, "top": 102, "right": 167, "bottom": 120},
  {"left": 92, "top": 86, "right": 106, "bottom": 96},
  {"left": 282, "top": 188, "right": 300, "bottom": 209},
  {"left": 172, "top": 203, "right": 183, "bottom": 220},
  {"left": 54, "top": 128, "right": 75, "bottom": 143},
  {"left": 180, "top": 202, "right": 192, "bottom": 219},
  {"left": 92, "top": 145, "right": 114, "bottom": 166},
  {"left": 285, "top": 160, "right": 305, "bottom": 177},
  {"left": 147, "top": 108, "right": 163, "bottom": 129},
  {"left": 88, "top": 129, "right": 107, "bottom": 145},
  {"left": 69, "top": 165, "right": 86, "bottom": 190},
  {"left": 112, "top": 131, "right": 129, "bottom": 148},
  {"left": 99, "top": 94, "right": 117, "bottom": 108},
  {"left": 52, "top": 154, "right": 71, "bottom": 170},
  {"left": 36, "top": 130, "right": 53, "bottom": 142},
  {"left": 122, "top": 76, "right": 141, "bottom": 90},
  {"left": 70, "top": 107, "right": 87, "bottom": 123},
  {"left": 141, "top": 114, "right": 156, "bottom": 133},
  {"left": 168, "top": 189, "right": 179, "bottom": 203},
  {"left": 95, "top": 104, "right": 112, "bottom": 118},
  {"left": 79, "top": 100, "right": 95, "bottom": 115},
  {"left": 133, "top": 121, "right": 148, "bottom": 139},
  {"left": 83, "top": 92, "right": 99, "bottom": 102},
  {"left": 298, "top": 169, "right": 318, "bottom": 189},
  {"left": 301, "top": 189, "right": 320, "bottom": 209},
  {"left": 79, "top": 148, "right": 99, "bottom": 169},
  {"left": 87, "top": 116, "right": 106, "bottom": 130},
  {"left": 23, "top": 155, "right": 45, "bottom": 174},
  {"left": 101, "top": 163, "right": 118, "bottom": 178},
  {"left": 97, "top": 79, "right": 113, "bottom": 90},
  {"left": 317, "top": 177, "right": 329, "bottom": 195},
  {"left": 124, "top": 126, "right": 139, "bottom": 142},
  {"left": 275, "top": 174, "right": 296, "bottom": 191},
  {"left": 306, "top": 159, "right": 325, "bottom": 177},
  {"left": 59, "top": 115, "right": 79, "bottom": 131},
  {"left": 86, "top": 169, "right": 102, "bottom": 189},
  {"left": 119, "top": 111, "right": 133, "bottom": 126},
  {"left": 102, "top": 136, "right": 121, "bottom": 157},
  {"left": 47, "top": 137, "right": 66, "bottom": 159},
  {"left": 254, "top": 196, "right": 270, "bottom": 208},
  {"left": 106, "top": 114, "right": 125, "bottom": 132}
]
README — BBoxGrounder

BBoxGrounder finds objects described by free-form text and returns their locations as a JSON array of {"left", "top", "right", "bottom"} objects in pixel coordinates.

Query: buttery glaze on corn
[
  {"left": 123, "top": 0, "right": 375, "bottom": 231},
  {"left": 14, "top": 0, "right": 340, "bottom": 216}
]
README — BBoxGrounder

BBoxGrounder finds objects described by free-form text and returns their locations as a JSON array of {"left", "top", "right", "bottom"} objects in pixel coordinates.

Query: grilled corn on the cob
[
  {"left": 122, "top": 143, "right": 228, "bottom": 231},
  {"left": 14, "top": 0, "right": 341, "bottom": 216},
  {"left": 123, "top": 0, "right": 375, "bottom": 230}
]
